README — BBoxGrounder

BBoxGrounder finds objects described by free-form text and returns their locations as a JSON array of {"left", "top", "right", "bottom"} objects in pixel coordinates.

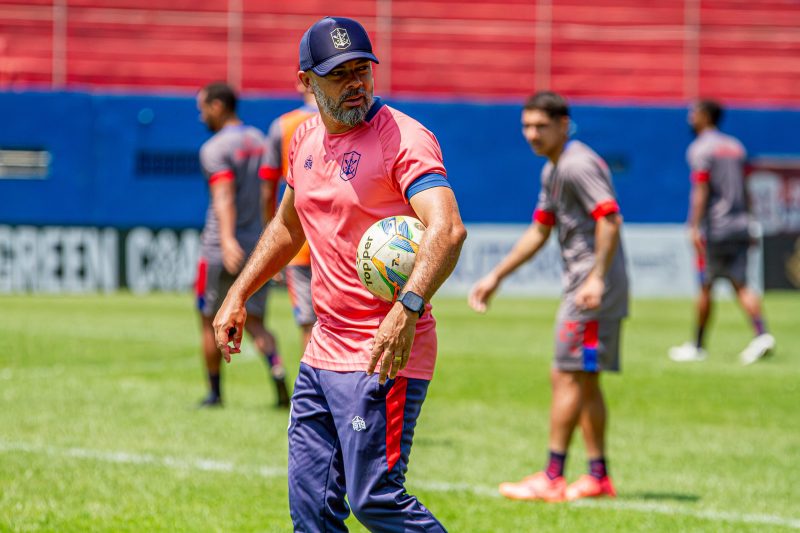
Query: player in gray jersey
[
  {"left": 669, "top": 99, "right": 775, "bottom": 365},
  {"left": 470, "top": 91, "right": 627, "bottom": 502},
  {"left": 195, "top": 82, "right": 289, "bottom": 408}
]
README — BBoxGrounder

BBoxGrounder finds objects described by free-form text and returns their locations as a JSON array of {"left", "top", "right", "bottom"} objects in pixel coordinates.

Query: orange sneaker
[
  {"left": 565, "top": 474, "right": 617, "bottom": 501},
  {"left": 498, "top": 471, "right": 566, "bottom": 502}
]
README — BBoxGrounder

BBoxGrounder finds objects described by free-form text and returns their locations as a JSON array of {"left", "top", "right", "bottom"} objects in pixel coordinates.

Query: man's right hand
[
  {"left": 468, "top": 273, "right": 500, "bottom": 313},
  {"left": 221, "top": 239, "right": 245, "bottom": 274},
  {"left": 213, "top": 294, "right": 247, "bottom": 363}
]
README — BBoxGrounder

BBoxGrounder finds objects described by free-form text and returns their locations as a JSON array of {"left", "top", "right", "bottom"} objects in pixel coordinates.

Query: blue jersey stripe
[{"left": 405, "top": 173, "right": 451, "bottom": 201}]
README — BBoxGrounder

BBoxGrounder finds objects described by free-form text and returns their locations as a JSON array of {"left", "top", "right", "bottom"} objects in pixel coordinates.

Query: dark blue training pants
[{"left": 288, "top": 363, "right": 446, "bottom": 532}]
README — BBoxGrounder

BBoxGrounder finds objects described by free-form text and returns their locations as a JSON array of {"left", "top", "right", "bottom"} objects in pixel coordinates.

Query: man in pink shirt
[{"left": 213, "top": 16, "right": 465, "bottom": 531}]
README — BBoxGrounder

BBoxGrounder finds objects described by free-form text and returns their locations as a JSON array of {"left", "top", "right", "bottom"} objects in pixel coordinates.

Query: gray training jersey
[
  {"left": 535, "top": 140, "right": 629, "bottom": 320},
  {"left": 199, "top": 124, "right": 266, "bottom": 264},
  {"left": 686, "top": 129, "right": 750, "bottom": 243}
]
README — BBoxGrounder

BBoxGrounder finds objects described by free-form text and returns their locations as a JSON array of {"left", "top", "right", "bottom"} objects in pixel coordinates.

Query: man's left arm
[
  {"left": 688, "top": 181, "right": 710, "bottom": 255},
  {"left": 575, "top": 213, "right": 622, "bottom": 310},
  {"left": 570, "top": 161, "right": 622, "bottom": 311},
  {"left": 367, "top": 186, "right": 467, "bottom": 383}
]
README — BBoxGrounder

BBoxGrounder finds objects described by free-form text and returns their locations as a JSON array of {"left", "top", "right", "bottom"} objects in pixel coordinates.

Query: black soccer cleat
[{"left": 198, "top": 393, "right": 223, "bottom": 408}]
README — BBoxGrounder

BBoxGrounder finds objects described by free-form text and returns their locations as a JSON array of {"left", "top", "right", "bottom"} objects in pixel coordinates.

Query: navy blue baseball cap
[{"left": 299, "top": 17, "right": 380, "bottom": 76}]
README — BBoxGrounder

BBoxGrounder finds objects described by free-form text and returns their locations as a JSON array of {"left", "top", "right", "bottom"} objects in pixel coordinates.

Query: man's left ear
[{"left": 561, "top": 116, "right": 571, "bottom": 135}]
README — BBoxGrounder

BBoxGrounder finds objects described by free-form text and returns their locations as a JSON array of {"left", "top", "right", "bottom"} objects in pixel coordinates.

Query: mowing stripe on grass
[
  {"left": 0, "top": 440, "right": 283, "bottom": 478},
  {"left": 2, "top": 440, "right": 798, "bottom": 530}
]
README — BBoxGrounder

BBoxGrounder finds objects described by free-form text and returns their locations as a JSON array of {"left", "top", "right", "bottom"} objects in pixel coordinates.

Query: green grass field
[{"left": 1, "top": 291, "right": 798, "bottom": 532}]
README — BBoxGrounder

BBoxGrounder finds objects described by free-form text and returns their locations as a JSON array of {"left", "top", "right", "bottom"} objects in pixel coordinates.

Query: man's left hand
[
  {"left": 367, "top": 302, "right": 418, "bottom": 384},
  {"left": 575, "top": 272, "right": 605, "bottom": 311}
]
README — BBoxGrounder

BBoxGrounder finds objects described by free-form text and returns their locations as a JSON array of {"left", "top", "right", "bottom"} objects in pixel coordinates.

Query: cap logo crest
[{"left": 330, "top": 28, "right": 351, "bottom": 50}]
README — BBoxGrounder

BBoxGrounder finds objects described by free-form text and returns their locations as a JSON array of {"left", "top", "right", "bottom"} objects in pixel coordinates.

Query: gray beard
[{"left": 310, "top": 78, "right": 373, "bottom": 128}]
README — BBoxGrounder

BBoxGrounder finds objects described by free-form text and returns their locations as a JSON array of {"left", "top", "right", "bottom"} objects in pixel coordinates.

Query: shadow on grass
[{"left": 623, "top": 492, "right": 701, "bottom": 503}]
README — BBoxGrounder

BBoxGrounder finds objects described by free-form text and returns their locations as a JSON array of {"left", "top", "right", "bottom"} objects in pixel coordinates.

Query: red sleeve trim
[
  {"left": 259, "top": 166, "right": 281, "bottom": 181},
  {"left": 208, "top": 169, "right": 234, "bottom": 185},
  {"left": 691, "top": 170, "right": 710, "bottom": 183},
  {"left": 533, "top": 209, "right": 556, "bottom": 226},
  {"left": 591, "top": 199, "right": 620, "bottom": 220}
]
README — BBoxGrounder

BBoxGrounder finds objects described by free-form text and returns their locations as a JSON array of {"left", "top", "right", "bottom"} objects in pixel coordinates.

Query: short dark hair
[
  {"left": 202, "top": 81, "right": 237, "bottom": 112},
  {"left": 524, "top": 91, "right": 570, "bottom": 119},
  {"left": 697, "top": 99, "right": 723, "bottom": 126}
]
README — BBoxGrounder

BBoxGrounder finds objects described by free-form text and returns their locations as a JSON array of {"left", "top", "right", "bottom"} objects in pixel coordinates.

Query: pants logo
[{"left": 351, "top": 416, "right": 366, "bottom": 431}]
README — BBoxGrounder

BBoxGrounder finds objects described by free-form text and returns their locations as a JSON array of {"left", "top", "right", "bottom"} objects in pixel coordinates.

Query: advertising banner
[
  {"left": 0, "top": 226, "right": 198, "bottom": 294},
  {"left": 439, "top": 224, "right": 761, "bottom": 298},
  {"left": 749, "top": 156, "right": 800, "bottom": 291},
  {"left": 0, "top": 224, "right": 762, "bottom": 298}
]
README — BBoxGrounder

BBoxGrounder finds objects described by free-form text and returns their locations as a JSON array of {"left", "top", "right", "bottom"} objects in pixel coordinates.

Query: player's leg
[
  {"left": 244, "top": 316, "right": 290, "bottom": 408},
  {"left": 497, "top": 372, "right": 578, "bottom": 502},
  {"left": 670, "top": 247, "right": 714, "bottom": 361},
  {"left": 548, "top": 368, "right": 584, "bottom": 466},
  {"left": 578, "top": 373, "right": 605, "bottom": 459},
  {"left": 196, "top": 260, "right": 224, "bottom": 406},
  {"left": 499, "top": 319, "right": 593, "bottom": 502},
  {"left": 695, "top": 283, "right": 713, "bottom": 350},
  {"left": 322, "top": 370, "right": 446, "bottom": 531},
  {"left": 566, "top": 375, "right": 617, "bottom": 500},
  {"left": 727, "top": 243, "right": 775, "bottom": 364},
  {"left": 735, "top": 284, "right": 770, "bottom": 340},
  {"left": 242, "top": 281, "right": 290, "bottom": 407},
  {"left": 199, "top": 316, "right": 223, "bottom": 406},
  {"left": 285, "top": 265, "right": 316, "bottom": 349},
  {"left": 288, "top": 363, "right": 349, "bottom": 532},
  {"left": 567, "top": 319, "right": 621, "bottom": 500}
]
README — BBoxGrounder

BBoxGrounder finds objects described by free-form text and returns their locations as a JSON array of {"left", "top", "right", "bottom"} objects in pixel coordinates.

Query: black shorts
[
  {"left": 195, "top": 259, "right": 268, "bottom": 318},
  {"left": 704, "top": 240, "right": 749, "bottom": 287}
]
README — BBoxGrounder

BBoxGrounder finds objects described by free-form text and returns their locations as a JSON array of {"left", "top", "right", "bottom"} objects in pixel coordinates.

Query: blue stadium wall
[{"left": 2, "top": 90, "right": 800, "bottom": 227}]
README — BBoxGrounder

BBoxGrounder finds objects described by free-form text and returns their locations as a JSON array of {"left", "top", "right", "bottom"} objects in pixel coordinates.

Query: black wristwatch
[{"left": 398, "top": 290, "right": 425, "bottom": 318}]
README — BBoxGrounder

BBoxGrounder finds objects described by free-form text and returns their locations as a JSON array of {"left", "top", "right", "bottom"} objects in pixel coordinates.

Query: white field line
[
  {"left": 1, "top": 345, "right": 263, "bottom": 381},
  {"left": 0, "top": 441, "right": 284, "bottom": 478},
  {"left": 1, "top": 440, "right": 798, "bottom": 530}
]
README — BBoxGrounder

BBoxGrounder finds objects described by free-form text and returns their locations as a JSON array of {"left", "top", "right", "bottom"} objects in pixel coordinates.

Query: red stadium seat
[{"left": 0, "top": 0, "right": 797, "bottom": 104}]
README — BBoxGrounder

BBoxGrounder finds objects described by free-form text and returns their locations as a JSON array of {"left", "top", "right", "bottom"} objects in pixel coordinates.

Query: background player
[
  {"left": 195, "top": 81, "right": 289, "bottom": 408},
  {"left": 212, "top": 16, "right": 466, "bottom": 531},
  {"left": 668, "top": 99, "right": 775, "bottom": 365},
  {"left": 261, "top": 73, "right": 318, "bottom": 350},
  {"left": 469, "top": 91, "right": 628, "bottom": 502}
]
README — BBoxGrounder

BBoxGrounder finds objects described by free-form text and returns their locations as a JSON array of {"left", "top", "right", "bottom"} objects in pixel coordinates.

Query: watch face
[{"left": 401, "top": 291, "right": 424, "bottom": 314}]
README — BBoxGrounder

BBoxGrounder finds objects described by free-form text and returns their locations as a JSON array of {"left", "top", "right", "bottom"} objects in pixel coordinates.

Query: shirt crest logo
[
  {"left": 351, "top": 416, "right": 366, "bottom": 431},
  {"left": 330, "top": 28, "right": 351, "bottom": 50},
  {"left": 340, "top": 151, "right": 361, "bottom": 181},
  {"left": 304, "top": 155, "right": 313, "bottom": 170}
]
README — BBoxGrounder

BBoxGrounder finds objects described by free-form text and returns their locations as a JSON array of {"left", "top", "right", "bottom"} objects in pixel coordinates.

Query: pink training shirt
[{"left": 285, "top": 98, "right": 446, "bottom": 380}]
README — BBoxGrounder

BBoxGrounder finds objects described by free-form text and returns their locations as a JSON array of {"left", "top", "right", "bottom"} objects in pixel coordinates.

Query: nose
[{"left": 344, "top": 69, "right": 365, "bottom": 90}]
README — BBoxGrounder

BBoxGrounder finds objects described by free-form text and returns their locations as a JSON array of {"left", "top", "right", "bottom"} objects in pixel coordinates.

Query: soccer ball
[{"left": 356, "top": 215, "right": 426, "bottom": 302}]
